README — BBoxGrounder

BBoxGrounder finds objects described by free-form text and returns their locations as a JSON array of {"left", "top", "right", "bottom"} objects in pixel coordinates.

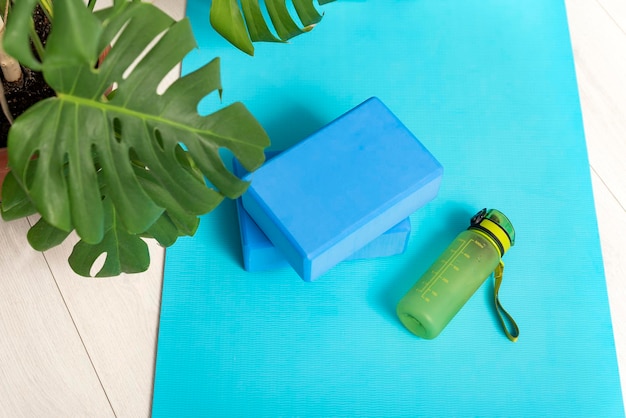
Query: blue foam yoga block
[
  {"left": 233, "top": 154, "right": 412, "bottom": 272},
  {"left": 241, "top": 97, "right": 443, "bottom": 281}
]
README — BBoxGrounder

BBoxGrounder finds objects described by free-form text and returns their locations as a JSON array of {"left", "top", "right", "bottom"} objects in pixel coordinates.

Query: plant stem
[
  {"left": 0, "top": 15, "right": 22, "bottom": 83},
  {"left": 0, "top": 80, "right": 13, "bottom": 124}
]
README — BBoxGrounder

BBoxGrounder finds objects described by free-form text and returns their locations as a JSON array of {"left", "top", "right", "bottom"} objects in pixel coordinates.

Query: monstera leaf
[
  {"left": 210, "top": 0, "right": 336, "bottom": 55},
  {"left": 1, "top": 0, "right": 269, "bottom": 276}
]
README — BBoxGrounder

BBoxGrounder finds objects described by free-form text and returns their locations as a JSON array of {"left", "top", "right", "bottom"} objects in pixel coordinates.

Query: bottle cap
[{"left": 469, "top": 208, "right": 515, "bottom": 256}]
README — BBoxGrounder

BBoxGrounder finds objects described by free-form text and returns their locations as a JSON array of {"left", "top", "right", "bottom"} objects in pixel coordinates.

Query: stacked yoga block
[{"left": 234, "top": 97, "right": 443, "bottom": 281}]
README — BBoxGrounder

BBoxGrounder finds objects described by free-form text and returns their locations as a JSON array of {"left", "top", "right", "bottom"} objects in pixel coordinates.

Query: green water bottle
[{"left": 396, "top": 208, "right": 519, "bottom": 342}]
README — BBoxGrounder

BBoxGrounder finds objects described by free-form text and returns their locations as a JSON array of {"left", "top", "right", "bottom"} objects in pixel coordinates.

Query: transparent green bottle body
[{"left": 396, "top": 229, "right": 501, "bottom": 339}]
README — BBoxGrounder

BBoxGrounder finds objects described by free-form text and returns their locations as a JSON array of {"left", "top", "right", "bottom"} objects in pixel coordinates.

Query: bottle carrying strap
[{"left": 494, "top": 261, "right": 519, "bottom": 342}]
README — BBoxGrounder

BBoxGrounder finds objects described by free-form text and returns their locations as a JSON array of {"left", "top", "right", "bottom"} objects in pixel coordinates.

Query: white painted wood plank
[
  {"left": 592, "top": 170, "right": 626, "bottom": 406},
  {"left": 32, "top": 1, "right": 182, "bottom": 415},
  {"left": 0, "top": 218, "right": 114, "bottom": 417},
  {"left": 40, "top": 233, "right": 164, "bottom": 418},
  {"left": 154, "top": 0, "right": 186, "bottom": 20},
  {"left": 567, "top": 0, "right": 626, "bottom": 409},
  {"left": 35, "top": 2, "right": 181, "bottom": 414},
  {"left": 566, "top": 0, "right": 626, "bottom": 209},
  {"left": 25, "top": 2, "right": 180, "bottom": 416}
]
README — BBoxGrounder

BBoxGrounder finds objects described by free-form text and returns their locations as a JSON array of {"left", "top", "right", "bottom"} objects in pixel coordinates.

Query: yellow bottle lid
[{"left": 468, "top": 208, "right": 515, "bottom": 256}]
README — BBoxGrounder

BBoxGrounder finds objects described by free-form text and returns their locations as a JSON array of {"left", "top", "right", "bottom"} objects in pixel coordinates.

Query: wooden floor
[{"left": 1, "top": 1, "right": 625, "bottom": 416}]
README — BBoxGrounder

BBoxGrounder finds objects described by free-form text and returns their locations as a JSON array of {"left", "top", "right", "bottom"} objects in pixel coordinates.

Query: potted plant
[{"left": 0, "top": 0, "right": 335, "bottom": 277}]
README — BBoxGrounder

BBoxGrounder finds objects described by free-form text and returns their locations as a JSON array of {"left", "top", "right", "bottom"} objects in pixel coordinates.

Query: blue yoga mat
[{"left": 152, "top": 1, "right": 624, "bottom": 416}]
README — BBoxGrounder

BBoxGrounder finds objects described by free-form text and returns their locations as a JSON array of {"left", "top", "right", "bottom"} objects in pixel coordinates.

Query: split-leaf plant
[
  {"left": 0, "top": 0, "right": 270, "bottom": 276},
  {"left": 209, "top": 0, "right": 336, "bottom": 55}
]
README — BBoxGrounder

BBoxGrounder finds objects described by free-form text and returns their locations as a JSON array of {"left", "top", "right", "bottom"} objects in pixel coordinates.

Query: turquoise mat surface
[{"left": 152, "top": 1, "right": 624, "bottom": 416}]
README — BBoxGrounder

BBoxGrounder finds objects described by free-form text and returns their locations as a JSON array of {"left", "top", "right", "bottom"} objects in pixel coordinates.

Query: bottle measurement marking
[{"left": 415, "top": 238, "right": 480, "bottom": 302}]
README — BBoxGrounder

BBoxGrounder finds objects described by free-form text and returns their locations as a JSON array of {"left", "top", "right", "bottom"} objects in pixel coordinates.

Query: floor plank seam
[
  {"left": 591, "top": 165, "right": 626, "bottom": 213},
  {"left": 25, "top": 218, "right": 120, "bottom": 418},
  {"left": 594, "top": 0, "right": 626, "bottom": 36}
]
